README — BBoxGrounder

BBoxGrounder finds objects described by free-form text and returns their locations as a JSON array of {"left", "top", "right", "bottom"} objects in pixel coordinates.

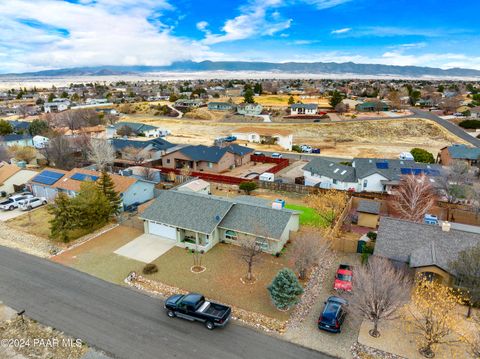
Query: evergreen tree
[
  {"left": 288, "top": 96, "right": 295, "bottom": 105},
  {"left": 243, "top": 88, "right": 255, "bottom": 104},
  {"left": 0, "top": 119, "right": 13, "bottom": 135},
  {"left": 253, "top": 83, "right": 263, "bottom": 95},
  {"left": 96, "top": 170, "right": 122, "bottom": 215},
  {"left": 329, "top": 91, "right": 343, "bottom": 108},
  {"left": 48, "top": 193, "right": 78, "bottom": 242},
  {"left": 28, "top": 119, "right": 49, "bottom": 136},
  {"left": 268, "top": 268, "right": 304, "bottom": 309},
  {"left": 74, "top": 181, "right": 111, "bottom": 229}
]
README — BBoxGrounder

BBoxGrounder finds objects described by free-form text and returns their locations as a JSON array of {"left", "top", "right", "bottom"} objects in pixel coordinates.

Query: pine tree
[
  {"left": 74, "top": 181, "right": 112, "bottom": 229},
  {"left": 268, "top": 268, "right": 304, "bottom": 310},
  {"left": 97, "top": 170, "right": 122, "bottom": 215},
  {"left": 329, "top": 90, "right": 343, "bottom": 108},
  {"left": 48, "top": 193, "right": 78, "bottom": 242}
]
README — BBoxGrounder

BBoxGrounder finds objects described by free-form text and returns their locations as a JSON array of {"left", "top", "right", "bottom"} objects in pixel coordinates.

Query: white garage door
[{"left": 148, "top": 222, "right": 177, "bottom": 240}]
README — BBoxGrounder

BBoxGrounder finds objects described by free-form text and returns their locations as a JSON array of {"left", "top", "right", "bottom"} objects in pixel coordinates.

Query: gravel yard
[{"left": 284, "top": 252, "right": 362, "bottom": 359}]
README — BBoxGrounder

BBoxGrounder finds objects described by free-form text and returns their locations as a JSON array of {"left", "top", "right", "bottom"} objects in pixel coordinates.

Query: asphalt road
[{"left": 0, "top": 246, "right": 334, "bottom": 359}]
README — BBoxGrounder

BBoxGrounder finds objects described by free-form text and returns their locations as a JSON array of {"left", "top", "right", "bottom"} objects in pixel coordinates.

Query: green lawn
[{"left": 285, "top": 204, "right": 328, "bottom": 227}]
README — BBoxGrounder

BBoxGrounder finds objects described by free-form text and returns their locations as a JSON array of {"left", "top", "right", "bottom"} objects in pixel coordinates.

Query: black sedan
[{"left": 318, "top": 296, "right": 347, "bottom": 333}]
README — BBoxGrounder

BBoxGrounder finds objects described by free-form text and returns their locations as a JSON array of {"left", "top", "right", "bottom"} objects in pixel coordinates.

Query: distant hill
[{"left": 3, "top": 60, "right": 480, "bottom": 78}]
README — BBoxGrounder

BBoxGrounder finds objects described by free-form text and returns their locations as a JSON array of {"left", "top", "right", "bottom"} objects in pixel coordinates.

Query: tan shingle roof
[
  {"left": 0, "top": 163, "right": 21, "bottom": 185},
  {"left": 52, "top": 168, "right": 137, "bottom": 193}
]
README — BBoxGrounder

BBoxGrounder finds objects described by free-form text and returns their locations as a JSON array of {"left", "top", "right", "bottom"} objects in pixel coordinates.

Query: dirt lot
[{"left": 121, "top": 115, "right": 466, "bottom": 158}]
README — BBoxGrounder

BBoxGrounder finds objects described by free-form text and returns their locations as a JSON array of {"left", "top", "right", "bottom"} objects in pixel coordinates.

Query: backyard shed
[{"left": 357, "top": 200, "right": 381, "bottom": 228}]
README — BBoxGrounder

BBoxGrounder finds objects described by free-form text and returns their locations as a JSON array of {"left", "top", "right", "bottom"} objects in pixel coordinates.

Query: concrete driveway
[
  {"left": 0, "top": 208, "right": 27, "bottom": 222},
  {"left": 114, "top": 233, "right": 176, "bottom": 263}
]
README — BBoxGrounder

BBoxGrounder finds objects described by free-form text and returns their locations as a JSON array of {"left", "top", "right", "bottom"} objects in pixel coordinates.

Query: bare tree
[
  {"left": 387, "top": 90, "right": 402, "bottom": 110},
  {"left": 121, "top": 146, "right": 147, "bottom": 165},
  {"left": 460, "top": 313, "right": 480, "bottom": 358},
  {"left": 239, "top": 236, "right": 263, "bottom": 282},
  {"left": 347, "top": 256, "right": 412, "bottom": 337},
  {"left": 8, "top": 145, "right": 36, "bottom": 163},
  {"left": 117, "top": 125, "right": 134, "bottom": 137},
  {"left": 307, "top": 190, "right": 348, "bottom": 228},
  {"left": 289, "top": 230, "right": 331, "bottom": 280},
  {"left": 440, "top": 96, "right": 462, "bottom": 114},
  {"left": 42, "top": 135, "right": 75, "bottom": 169},
  {"left": 390, "top": 174, "right": 436, "bottom": 222},
  {"left": 71, "top": 133, "right": 91, "bottom": 161},
  {"left": 334, "top": 102, "right": 347, "bottom": 116},
  {"left": 140, "top": 165, "right": 157, "bottom": 181},
  {"left": 17, "top": 104, "right": 29, "bottom": 118},
  {"left": 87, "top": 139, "right": 116, "bottom": 171},
  {"left": 436, "top": 160, "right": 472, "bottom": 204}
]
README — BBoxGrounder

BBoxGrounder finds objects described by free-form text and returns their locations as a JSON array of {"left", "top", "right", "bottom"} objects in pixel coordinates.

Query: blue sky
[{"left": 0, "top": 0, "right": 479, "bottom": 73}]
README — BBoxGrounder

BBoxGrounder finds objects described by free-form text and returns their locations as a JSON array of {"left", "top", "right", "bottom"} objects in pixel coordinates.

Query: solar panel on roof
[
  {"left": 400, "top": 168, "right": 412, "bottom": 175},
  {"left": 32, "top": 170, "right": 65, "bottom": 185},
  {"left": 412, "top": 168, "right": 422, "bottom": 175},
  {"left": 376, "top": 162, "right": 389, "bottom": 169},
  {"left": 71, "top": 173, "right": 99, "bottom": 181}
]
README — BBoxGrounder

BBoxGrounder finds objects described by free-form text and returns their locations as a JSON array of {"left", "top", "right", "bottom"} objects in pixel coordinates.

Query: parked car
[
  {"left": 0, "top": 194, "right": 34, "bottom": 211},
  {"left": 271, "top": 153, "right": 283, "bottom": 158},
  {"left": 224, "top": 135, "right": 237, "bottom": 142},
  {"left": 334, "top": 264, "right": 353, "bottom": 292},
  {"left": 253, "top": 151, "right": 265, "bottom": 156},
  {"left": 18, "top": 197, "right": 47, "bottom": 211},
  {"left": 301, "top": 145, "right": 312, "bottom": 153},
  {"left": 318, "top": 296, "right": 348, "bottom": 333},
  {"left": 311, "top": 148, "right": 321, "bottom": 154},
  {"left": 313, "top": 119, "right": 321, "bottom": 123},
  {"left": 164, "top": 293, "right": 231, "bottom": 330}
]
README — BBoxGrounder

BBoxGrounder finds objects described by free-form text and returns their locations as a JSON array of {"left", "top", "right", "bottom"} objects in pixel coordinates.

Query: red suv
[{"left": 334, "top": 264, "right": 353, "bottom": 292}]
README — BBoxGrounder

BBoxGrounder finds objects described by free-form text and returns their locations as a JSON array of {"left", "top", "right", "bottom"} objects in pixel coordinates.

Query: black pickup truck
[{"left": 164, "top": 293, "right": 231, "bottom": 330}]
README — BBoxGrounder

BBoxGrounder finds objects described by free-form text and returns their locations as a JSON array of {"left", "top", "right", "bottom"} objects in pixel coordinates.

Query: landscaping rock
[
  {"left": 351, "top": 342, "right": 407, "bottom": 359},
  {"left": 0, "top": 222, "right": 58, "bottom": 258}
]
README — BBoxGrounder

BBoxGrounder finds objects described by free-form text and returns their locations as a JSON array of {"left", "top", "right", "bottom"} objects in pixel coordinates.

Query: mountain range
[{"left": 3, "top": 61, "right": 480, "bottom": 78}]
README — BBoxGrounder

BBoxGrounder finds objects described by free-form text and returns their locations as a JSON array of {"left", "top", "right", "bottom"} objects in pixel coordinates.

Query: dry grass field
[
  {"left": 121, "top": 114, "right": 467, "bottom": 158},
  {"left": 218, "top": 95, "right": 331, "bottom": 107}
]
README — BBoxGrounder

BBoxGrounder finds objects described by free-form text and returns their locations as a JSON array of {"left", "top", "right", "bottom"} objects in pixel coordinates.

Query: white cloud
[
  {"left": 0, "top": 0, "right": 213, "bottom": 73},
  {"left": 304, "top": 0, "right": 352, "bottom": 9},
  {"left": 196, "top": 21, "right": 209, "bottom": 32},
  {"left": 331, "top": 27, "right": 351, "bottom": 34}
]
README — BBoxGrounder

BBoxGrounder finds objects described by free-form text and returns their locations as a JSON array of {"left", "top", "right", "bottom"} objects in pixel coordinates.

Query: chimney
[{"left": 441, "top": 221, "right": 451, "bottom": 232}]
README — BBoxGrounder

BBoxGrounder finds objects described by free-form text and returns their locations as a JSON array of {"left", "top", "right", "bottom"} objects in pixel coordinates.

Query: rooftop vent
[{"left": 441, "top": 221, "right": 451, "bottom": 232}]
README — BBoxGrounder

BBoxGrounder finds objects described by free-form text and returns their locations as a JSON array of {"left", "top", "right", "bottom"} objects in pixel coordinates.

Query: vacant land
[{"left": 120, "top": 115, "right": 467, "bottom": 158}]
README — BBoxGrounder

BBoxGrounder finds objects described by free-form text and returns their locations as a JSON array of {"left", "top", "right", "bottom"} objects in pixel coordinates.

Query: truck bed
[{"left": 196, "top": 301, "right": 229, "bottom": 318}]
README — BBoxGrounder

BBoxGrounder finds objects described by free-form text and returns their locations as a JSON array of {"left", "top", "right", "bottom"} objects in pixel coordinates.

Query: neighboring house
[
  {"left": 64, "top": 125, "right": 106, "bottom": 138},
  {"left": 303, "top": 157, "right": 442, "bottom": 193},
  {"left": 44, "top": 99, "right": 71, "bottom": 113},
  {"left": 140, "top": 191, "right": 299, "bottom": 254},
  {"left": 33, "top": 135, "right": 49, "bottom": 149},
  {"left": 355, "top": 101, "right": 389, "bottom": 112},
  {"left": 470, "top": 106, "right": 480, "bottom": 119},
  {"left": 174, "top": 99, "right": 204, "bottom": 108},
  {"left": 236, "top": 103, "right": 263, "bottom": 116},
  {"left": 207, "top": 102, "right": 235, "bottom": 111},
  {"left": 175, "top": 178, "right": 211, "bottom": 195},
  {"left": 438, "top": 144, "right": 480, "bottom": 166},
  {"left": 356, "top": 200, "right": 381, "bottom": 228},
  {"left": 375, "top": 217, "right": 480, "bottom": 286},
  {"left": 0, "top": 134, "right": 34, "bottom": 147},
  {"left": 232, "top": 127, "right": 293, "bottom": 151},
  {"left": 290, "top": 103, "right": 318, "bottom": 115},
  {"left": 107, "top": 122, "right": 163, "bottom": 138},
  {"left": 456, "top": 105, "right": 470, "bottom": 114},
  {"left": 29, "top": 168, "right": 155, "bottom": 208},
  {"left": 161, "top": 144, "right": 253, "bottom": 173},
  {"left": 111, "top": 138, "right": 177, "bottom": 161},
  {"left": 119, "top": 166, "right": 162, "bottom": 183},
  {"left": 0, "top": 162, "right": 38, "bottom": 195},
  {"left": 341, "top": 99, "right": 362, "bottom": 109}
]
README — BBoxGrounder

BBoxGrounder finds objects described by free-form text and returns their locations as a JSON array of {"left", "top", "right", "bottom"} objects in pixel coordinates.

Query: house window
[
  {"left": 333, "top": 179, "right": 338, "bottom": 184},
  {"left": 255, "top": 238, "right": 269, "bottom": 251},
  {"left": 166, "top": 159, "right": 171, "bottom": 164},
  {"left": 363, "top": 180, "right": 368, "bottom": 188},
  {"left": 225, "top": 230, "right": 238, "bottom": 240},
  {"left": 208, "top": 162, "right": 213, "bottom": 168}
]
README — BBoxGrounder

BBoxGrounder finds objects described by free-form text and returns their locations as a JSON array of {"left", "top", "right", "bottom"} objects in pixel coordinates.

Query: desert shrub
[
  {"left": 459, "top": 120, "right": 480, "bottom": 129},
  {"left": 239, "top": 181, "right": 258, "bottom": 195},
  {"left": 410, "top": 148, "right": 435, "bottom": 163},
  {"left": 292, "top": 145, "right": 302, "bottom": 153},
  {"left": 142, "top": 263, "right": 158, "bottom": 275},
  {"left": 366, "top": 231, "right": 377, "bottom": 241}
]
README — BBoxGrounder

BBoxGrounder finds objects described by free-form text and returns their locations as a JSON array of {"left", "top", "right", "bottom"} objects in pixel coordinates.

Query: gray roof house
[
  {"left": 375, "top": 217, "right": 480, "bottom": 285},
  {"left": 303, "top": 157, "right": 442, "bottom": 193},
  {"left": 290, "top": 103, "right": 318, "bottom": 115},
  {"left": 109, "top": 122, "right": 161, "bottom": 138},
  {"left": 111, "top": 137, "right": 177, "bottom": 161},
  {"left": 140, "top": 191, "right": 300, "bottom": 254}
]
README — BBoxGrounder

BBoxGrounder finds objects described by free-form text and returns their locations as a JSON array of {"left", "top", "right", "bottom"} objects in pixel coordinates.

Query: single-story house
[
  {"left": 438, "top": 144, "right": 480, "bottom": 166},
  {"left": 342, "top": 99, "right": 362, "bottom": 109},
  {"left": 0, "top": 134, "right": 34, "bottom": 147},
  {"left": 175, "top": 178, "right": 211, "bottom": 195},
  {"left": 161, "top": 144, "right": 253, "bottom": 173},
  {"left": 303, "top": 157, "right": 442, "bottom": 193},
  {"left": 0, "top": 162, "right": 38, "bottom": 195},
  {"left": 375, "top": 217, "right": 480, "bottom": 286},
  {"left": 140, "top": 191, "right": 300, "bottom": 254},
  {"left": 33, "top": 135, "right": 49, "bottom": 149},
  {"left": 470, "top": 106, "right": 480, "bottom": 119},
  {"left": 111, "top": 137, "right": 177, "bottom": 161},
  {"left": 29, "top": 168, "right": 155, "bottom": 208},
  {"left": 290, "top": 103, "right": 318, "bottom": 115},
  {"left": 107, "top": 122, "right": 162, "bottom": 138},
  {"left": 8, "top": 120, "right": 30, "bottom": 133},
  {"left": 232, "top": 127, "right": 293, "bottom": 151},
  {"left": 44, "top": 99, "right": 70, "bottom": 113},
  {"left": 356, "top": 200, "right": 381, "bottom": 228},
  {"left": 355, "top": 101, "right": 389, "bottom": 112},
  {"left": 174, "top": 99, "right": 204, "bottom": 108},
  {"left": 237, "top": 103, "right": 263, "bottom": 116},
  {"left": 207, "top": 102, "right": 235, "bottom": 111}
]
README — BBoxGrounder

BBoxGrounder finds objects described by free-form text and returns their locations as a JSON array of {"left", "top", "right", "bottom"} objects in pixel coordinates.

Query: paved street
[{"left": 0, "top": 246, "right": 334, "bottom": 359}]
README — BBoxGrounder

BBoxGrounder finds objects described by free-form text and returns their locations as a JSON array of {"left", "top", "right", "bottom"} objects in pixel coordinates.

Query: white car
[
  {"left": 18, "top": 197, "right": 47, "bottom": 211},
  {"left": 301, "top": 145, "right": 312, "bottom": 153},
  {"left": 0, "top": 194, "right": 34, "bottom": 211},
  {"left": 271, "top": 153, "right": 283, "bottom": 159}
]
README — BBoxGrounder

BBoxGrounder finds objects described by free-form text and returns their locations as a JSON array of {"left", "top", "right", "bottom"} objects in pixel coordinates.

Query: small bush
[
  {"left": 366, "top": 231, "right": 377, "bottom": 241},
  {"left": 239, "top": 181, "right": 258, "bottom": 195},
  {"left": 292, "top": 145, "right": 302, "bottom": 153},
  {"left": 142, "top": 263, "right": 158, "bottom": 275},
  {"left": 459, "top": 119, "right": 480, "bottom": 129}
]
